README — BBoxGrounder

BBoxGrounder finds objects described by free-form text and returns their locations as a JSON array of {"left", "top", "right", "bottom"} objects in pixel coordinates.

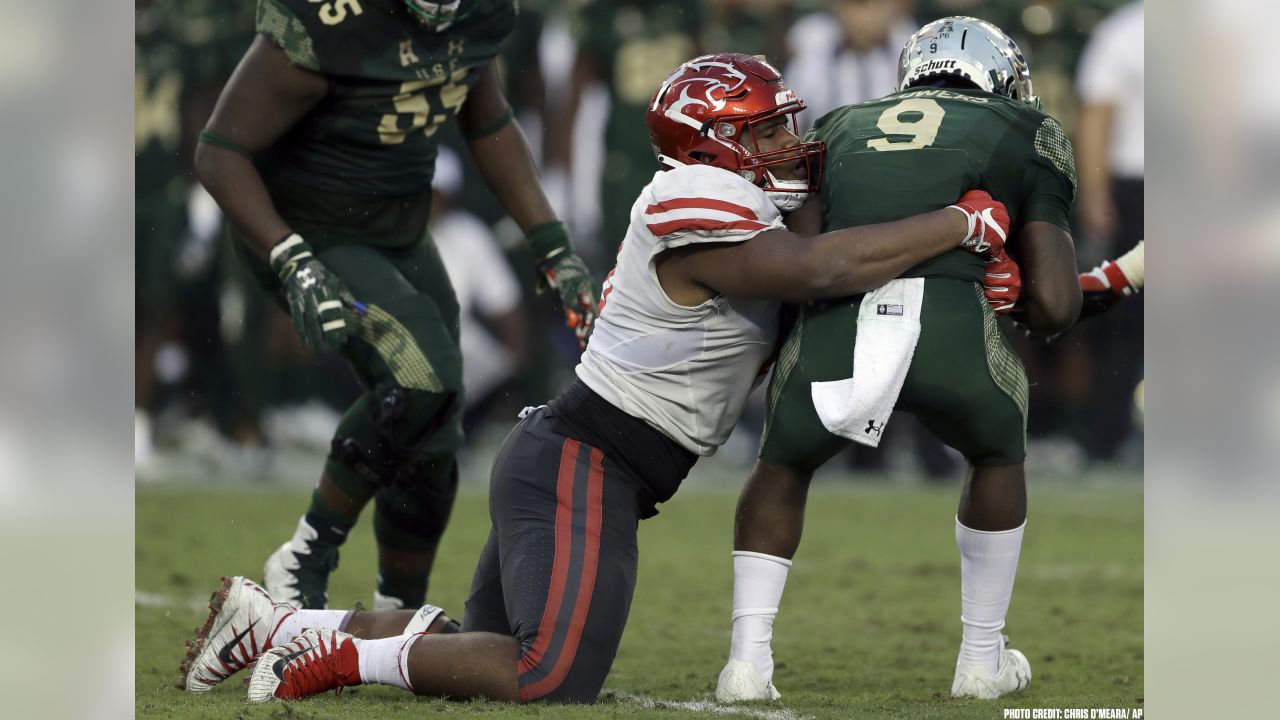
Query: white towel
[{"left": 810, "top": 278, "right": 925, "bottom": 447}]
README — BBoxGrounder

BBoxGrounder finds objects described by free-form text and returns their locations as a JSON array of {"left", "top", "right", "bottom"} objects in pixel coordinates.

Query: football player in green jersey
[
  {"left": 135, "top": 2, "right": 190, "bottom": 464},
  {"left": 718, "top": 17, "right": 1103, "bottom": 702},
  {"left": 191, "top": 0, "right": 597, "bottom": 614}
]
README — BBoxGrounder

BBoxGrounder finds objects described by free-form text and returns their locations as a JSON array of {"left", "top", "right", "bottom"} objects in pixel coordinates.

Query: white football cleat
[
  {"left": 951, "top": 635, "right": 1031, "bottom": 699},
  {"left": 248, "top": 628, "right": 361, "bottom": 702},
  {"left": 180, "top": 576, "right": 295, "bottom": 692},
  {"left": 716, "top": 659, "right": 782, "bottom": 701},
  {"left": 263, "top": 517, "right": 339, "bottom": 609}
]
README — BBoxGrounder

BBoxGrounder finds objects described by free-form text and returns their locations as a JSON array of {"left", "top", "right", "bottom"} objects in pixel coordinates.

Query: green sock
[
  {"left": 376, "top": 566, "right": 429, "bottom": 607},
  {"left": 304, "top": 487, "right": 358, "bottom": 547}
]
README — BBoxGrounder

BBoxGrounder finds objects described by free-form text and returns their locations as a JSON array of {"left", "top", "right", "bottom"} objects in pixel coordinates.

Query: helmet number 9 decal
[{"left": 867, "top": 99, "right": 945, "bottom": 152}]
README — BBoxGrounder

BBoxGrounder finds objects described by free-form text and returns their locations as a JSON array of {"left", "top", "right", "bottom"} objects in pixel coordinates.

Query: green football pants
[{"left": 760, "top": 279, "right": 1028, "bottom": 473}]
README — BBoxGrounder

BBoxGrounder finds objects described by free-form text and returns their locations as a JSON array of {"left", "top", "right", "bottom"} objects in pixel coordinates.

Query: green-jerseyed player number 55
[
  {"left": 868, "top": 98, "right": 946, "bottom": 152},
  {"left": 378, "top": 71, "right": 470, "bottom": 144}
]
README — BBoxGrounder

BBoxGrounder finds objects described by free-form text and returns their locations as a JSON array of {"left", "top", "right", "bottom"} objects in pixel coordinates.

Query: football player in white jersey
[{"left": 181, "top": 53, "right": 1015, "bottom": 705}]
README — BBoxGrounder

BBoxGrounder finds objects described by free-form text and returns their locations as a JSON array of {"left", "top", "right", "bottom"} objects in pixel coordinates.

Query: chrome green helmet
[{"left": 898, "top": 17, "right": 1037, "bottom": 107}]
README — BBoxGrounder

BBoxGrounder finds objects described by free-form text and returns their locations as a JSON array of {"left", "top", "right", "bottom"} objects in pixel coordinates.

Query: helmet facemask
[
  {"left": 737, "top": 108, "right": 824, "bottom": 211},
  {"left": 647, "top": 53, "right": 826, "bottom": 212},
  {"left": 671, "top": 104, "right": 824, "bottom": 212}
]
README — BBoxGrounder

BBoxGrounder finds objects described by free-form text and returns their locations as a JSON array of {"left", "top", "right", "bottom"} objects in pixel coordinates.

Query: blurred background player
[
  {"left": 784, "top": 0, "right": 918, "bottom": 125},
  {"left": 180, "top": 53, "right": 1016, "bottom": 703},
  {"left": 191, "top": 0, "right": 597, "bottom": 613},
  {"left": 135, "top": 0, "right": 259, "bottom": 471},
  {"left": 546, "top": 0, "right": 798, "bottom": 265},
  {"left": 720, "top": 17, "right": 1082, "bottom": 702},
  {"left": 428, "top": 147, "right": 530, "bottom": 439},
  {"left": 547, "top": 0, "right": 706, "bottom": 267},
  {"left": 1072, "top": 1, "right": 1144, "bottom": 460}
]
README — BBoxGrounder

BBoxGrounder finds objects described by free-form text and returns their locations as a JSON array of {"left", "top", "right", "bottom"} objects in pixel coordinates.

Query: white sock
[
  {"left": 956, "top": 517, "right": 1026, "bottom": 675},
  {"left": 728, "top": 551, "right": 792, "bottom": 679},
  {"left": 355, "top": 634, "right": 421, "bottom": 692},
  {"left": 274, "top": 609, "right": 350, "bottom": 646}
]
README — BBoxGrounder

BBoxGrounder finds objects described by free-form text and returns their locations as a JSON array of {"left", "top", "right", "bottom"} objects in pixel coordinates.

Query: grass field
[{"left": 136, "top": 472, "right": 1142, "bottom": 719}]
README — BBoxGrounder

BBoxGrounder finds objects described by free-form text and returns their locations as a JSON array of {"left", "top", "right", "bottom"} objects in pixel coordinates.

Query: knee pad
[
  {"left": 374, "top": 459, "right": 459, "bottom": 551},
  {"left": 373, "top": 386, "right": 462, "bottom": 478},
  {"left": 327, "top": 385, "right": 463, "bottom": 488}
]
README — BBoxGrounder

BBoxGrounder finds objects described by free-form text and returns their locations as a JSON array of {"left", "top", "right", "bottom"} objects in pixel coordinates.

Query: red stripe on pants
[
  {"left": 519, "top": 448, "right": 605, "bottom": 700},
  {"left": 516, "top": 438, "right": 579, "bottom": 680}
]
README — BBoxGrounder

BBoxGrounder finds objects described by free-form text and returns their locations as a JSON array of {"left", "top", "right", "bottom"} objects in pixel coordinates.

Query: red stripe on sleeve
[
  {"left": 516, "top": 438, "right": 580, "bottom": 678},
  {"left": 519, "top": 448, "right": 606, "bottom": 700},
  {"left": 644, "top": 197, "right": 759, "bottom": 221},
  {"left": 645, "top": 218, "right": 769, "bottom": 237}
]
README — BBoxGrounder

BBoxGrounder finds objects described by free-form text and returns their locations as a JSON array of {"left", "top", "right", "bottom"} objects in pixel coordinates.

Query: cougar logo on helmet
[
  {"left": 646, "top": 53, "right": 826, "bottom": 212},
  {"left": 663, "top": 61, "right": 749, "bottom": 117}
]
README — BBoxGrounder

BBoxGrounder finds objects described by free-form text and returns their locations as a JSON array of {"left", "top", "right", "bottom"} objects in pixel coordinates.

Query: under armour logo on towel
[{"left": 864, "top": 420, "right": 884, "bottom": 436}]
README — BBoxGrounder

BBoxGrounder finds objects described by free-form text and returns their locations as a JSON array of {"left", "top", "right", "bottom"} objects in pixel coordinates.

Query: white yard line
[
  {"left": 610, "top": 691, "right": 810, "bottom": 720},
  {"left": 135, "top": 590, "right": 208, "bottom": 612}
]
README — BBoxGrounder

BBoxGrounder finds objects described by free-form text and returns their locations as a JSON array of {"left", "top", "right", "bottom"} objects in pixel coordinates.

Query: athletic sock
[
  {"left": 355, "top": 634, "right": 421, "bottom": 692},
  {"left": 956, "top": 517, "right": 1026, "bottom": 675},
  {"left": 376, "top": 568, "right": 429, "bottom": 610},
  {"left": 273, "top": 609, "right": 353, "bottom": 646},
  {"left": 728, "top": 550, "right": 792, "bottom": 679}
]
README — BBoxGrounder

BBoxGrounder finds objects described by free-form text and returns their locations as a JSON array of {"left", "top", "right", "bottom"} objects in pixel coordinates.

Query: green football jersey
[
  {"left": 810, "top": 86, "right": 1077, "bottom": 283},
  {"left": 255, "top": 0, "right": 516, "bottom": 196}
]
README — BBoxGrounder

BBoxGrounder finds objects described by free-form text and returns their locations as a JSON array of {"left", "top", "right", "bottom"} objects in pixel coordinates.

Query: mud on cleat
[
  {"left": 951, "top": 634, "right": 1032, "bottom": 699},
  {"left": 247, "top": 628, "right": 361, "bottom": 702},
  {"left": 263, "top": 517, "right": 340, "bottom": 609},
  {"left": 179, "top": 576, "right": 295, "bottom": 692}
]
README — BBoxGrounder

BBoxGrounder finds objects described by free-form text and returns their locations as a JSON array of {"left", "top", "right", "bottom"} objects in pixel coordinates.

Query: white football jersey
[{"left": 576, "top": 164, "right": 786, "bottom": 456}]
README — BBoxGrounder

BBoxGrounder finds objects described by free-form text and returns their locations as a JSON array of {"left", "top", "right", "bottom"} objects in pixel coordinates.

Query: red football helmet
[{"left": 646, "top": 53, "right": 825, "bottom": 211}]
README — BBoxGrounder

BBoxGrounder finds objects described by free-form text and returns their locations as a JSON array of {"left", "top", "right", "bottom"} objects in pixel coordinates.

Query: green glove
[
  {"left": 270, "top": 234, "right": 351, "bottom": 355},
  {"left": 527, "top": 221, "right": 598, "bottom": 351}
]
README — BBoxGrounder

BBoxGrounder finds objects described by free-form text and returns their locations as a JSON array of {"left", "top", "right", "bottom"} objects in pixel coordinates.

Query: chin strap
[{"left": 655, "top": 153, "right": 686, "bottom": 171}]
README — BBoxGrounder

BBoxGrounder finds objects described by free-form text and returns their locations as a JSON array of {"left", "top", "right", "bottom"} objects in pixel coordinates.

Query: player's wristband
[
  {"left": 268, "top": 233, "right": 313, "bottom": 276},
  {"left": 526, "top": 220, "right": 574, "bottom": 265}
]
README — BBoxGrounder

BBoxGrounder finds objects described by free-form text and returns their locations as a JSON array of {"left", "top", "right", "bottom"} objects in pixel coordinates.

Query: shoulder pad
[{"left": 642, "top": 166, "right": 782, "bottom": 243}]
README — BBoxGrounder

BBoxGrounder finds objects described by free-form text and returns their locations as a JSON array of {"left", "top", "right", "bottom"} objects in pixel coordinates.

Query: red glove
[
  {"left": 983, "top": 251, "right": 1021, "bottom": 314},
  {"left": 948, "top": 190, "right": 1010, "bottom": 257},
  {"left": 1079, "top": 240, "right": 1144, "bottom": 319}
]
